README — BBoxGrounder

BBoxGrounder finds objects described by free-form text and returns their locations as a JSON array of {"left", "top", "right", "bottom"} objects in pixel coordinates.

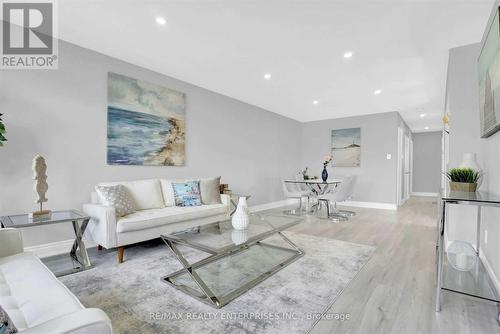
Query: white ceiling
[{"left": 59, "top": 0, "right": 493, "bottom": 132}]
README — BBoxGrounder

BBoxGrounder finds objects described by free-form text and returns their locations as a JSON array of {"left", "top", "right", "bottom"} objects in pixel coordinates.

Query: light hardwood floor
[{"left": 276, "top": 196, "right": 499, "bottom": 334}]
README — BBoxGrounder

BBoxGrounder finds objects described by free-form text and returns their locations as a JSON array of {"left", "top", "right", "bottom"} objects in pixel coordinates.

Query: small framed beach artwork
[
  {"left": 107, "top": 72, "right": 186, "bottom": 166},
  {"left": 331, "top": 128, "right": 361, "bottom": 167}
]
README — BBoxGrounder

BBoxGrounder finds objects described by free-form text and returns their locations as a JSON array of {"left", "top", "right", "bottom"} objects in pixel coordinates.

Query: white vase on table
[{"left": 231, "top": 197, "right": 249, "bottom": 230}]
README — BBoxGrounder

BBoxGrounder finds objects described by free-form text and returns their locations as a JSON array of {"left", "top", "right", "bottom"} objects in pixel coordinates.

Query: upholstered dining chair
[
  {"left": 317, "top": 176, "right": 357, "bottom": 222},
  {"left": 282, "top": 179, "right": 311, "bottom": 215}
]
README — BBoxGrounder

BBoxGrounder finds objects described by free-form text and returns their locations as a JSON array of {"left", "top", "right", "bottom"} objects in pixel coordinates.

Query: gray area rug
[{"left": 60, "top": 232, "right": 374, "bottom": 334}]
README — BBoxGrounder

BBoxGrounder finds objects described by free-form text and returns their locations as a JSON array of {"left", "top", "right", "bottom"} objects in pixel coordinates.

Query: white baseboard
[
  {"left": 249, "top": 199, "right": 295, "bottom": 212},
  {"left": 341, "top": 200, "right": 397, "bottom": 211},
  {"left": 25, "top": 238, "right": 97, "bottom": 259},
  {"left": 411, "top": 192, "right": 439, "bottom": 197}
]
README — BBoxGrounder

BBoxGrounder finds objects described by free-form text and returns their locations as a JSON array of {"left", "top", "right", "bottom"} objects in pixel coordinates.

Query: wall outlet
[
  {"left": 485, "top": 230, "right": 488, "bottom": 244},
  {"left": 386, "top": 154, "right": 392, "bottom": 160}
]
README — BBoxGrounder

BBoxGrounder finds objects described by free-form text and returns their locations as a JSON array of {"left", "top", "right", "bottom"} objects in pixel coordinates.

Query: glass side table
[
  {"left": 436, "top": 190, "right": 500, "bottom": 325},
  {"left": 0, "top": 210, "right": 92, "bottom": 277}
]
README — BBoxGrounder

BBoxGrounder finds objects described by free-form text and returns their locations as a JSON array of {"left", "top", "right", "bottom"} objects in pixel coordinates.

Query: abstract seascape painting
[
  {"left": 331, "top": 128, "right": 361, "bottom": 167},
  {"left": 478, "top": 7, "right": 500, "bottom": 138},
  {"left": 107, "top": 72, "right": 186, "bottom": 166}
]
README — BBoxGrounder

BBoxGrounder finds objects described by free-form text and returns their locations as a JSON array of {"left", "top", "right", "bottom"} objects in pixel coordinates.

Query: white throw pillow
[{"left": 96, "top": 185, "right": 136, "bottom": 217}]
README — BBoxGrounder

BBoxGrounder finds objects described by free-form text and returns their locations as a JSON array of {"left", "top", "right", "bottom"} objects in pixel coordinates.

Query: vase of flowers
[{"left": 322, "top": 155, "right": 333, "bottom": 182}]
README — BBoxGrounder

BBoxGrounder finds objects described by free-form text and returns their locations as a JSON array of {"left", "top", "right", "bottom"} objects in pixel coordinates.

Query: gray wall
[
  {"left": 445, "top": 40, "right": 500, "bottom": 289},
  {"left": 0, "top": 41, "right": 301, "bottom": 247},
  {"left": 300, "top": 112, "right": 399, "bottom": 204},
  {"left": 412, "top": 132, "right": 442, "bottom": 193}
]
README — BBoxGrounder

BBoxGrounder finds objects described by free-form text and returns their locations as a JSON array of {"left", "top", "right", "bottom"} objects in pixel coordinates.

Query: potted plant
[
  {"left": 0, "top": 113, "right": 6, "bottom": 147},
  {"left": 446, "top": 168, "right": 480, "bottom": 192}
]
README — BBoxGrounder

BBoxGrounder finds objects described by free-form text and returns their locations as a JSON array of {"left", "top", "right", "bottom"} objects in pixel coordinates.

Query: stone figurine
[{"left": 32, "top": 155, "right": 50, "bottom": 216}]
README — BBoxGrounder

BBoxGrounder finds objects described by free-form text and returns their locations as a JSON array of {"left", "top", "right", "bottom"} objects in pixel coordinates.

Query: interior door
[{"left": 403, "top": 134, "right": 411, "bottom": 200}]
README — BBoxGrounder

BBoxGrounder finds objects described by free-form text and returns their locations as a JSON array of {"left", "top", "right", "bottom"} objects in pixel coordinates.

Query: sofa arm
[
  {"left": 0, "top": 228, "right": 23, "bottom": 258},
  {"left": 82, "top": 204, "right": 117, "bottom": 249},
  {"left": 221, "top": 194, "right": 231, "bottom": 216},
  {"left": 20, "top": 308, "right": 112, "bottom": 334}
]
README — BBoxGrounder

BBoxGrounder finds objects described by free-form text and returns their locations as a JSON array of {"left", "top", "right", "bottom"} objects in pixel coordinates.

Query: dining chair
[
  {"left": 282, "top": 179, "right": 311, "bottom": 215},
  {"left": 317, "top": 176, "right": 357, "bottom": 222}
]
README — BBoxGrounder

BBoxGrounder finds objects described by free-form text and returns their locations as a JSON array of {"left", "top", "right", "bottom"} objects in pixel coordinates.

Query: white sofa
[
  {"left": 0, "top": 228, "right": 112, "bottom": 334},
  {"left": 83, "top": 178, "right": 231, "bottom": 263}
]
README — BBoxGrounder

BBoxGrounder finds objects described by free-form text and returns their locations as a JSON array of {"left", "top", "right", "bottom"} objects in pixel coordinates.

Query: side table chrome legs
[{"left": 70, "top": 218, "right": 91, "bottom": 271}]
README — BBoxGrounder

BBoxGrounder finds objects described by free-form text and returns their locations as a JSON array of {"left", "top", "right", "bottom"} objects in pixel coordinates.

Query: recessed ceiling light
[
  {"left": 420, "top": 113, "right": 426, "bottom": 118},
  {"left": 312, "top": 100, "right": 319, "bottom": 105},
  {"left": 264, "top": 73, "right": 271, "bottom": 80},
  {"left": 424, "top": 126, "right": 429, "bottom": 130},
  {"left": 344, "top": 51, "right": 353, "bottom": 59},
  {"left": 156, "top": 17, "right": 166, "bottom": 25},
  {"left": 374, "top": 89, "right": 382, "bottom": 95}
]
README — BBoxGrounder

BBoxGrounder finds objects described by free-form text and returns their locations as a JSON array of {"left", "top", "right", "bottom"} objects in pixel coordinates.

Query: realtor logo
[{"left": 1, "top": 0, "right": 58, "bottom": 69}]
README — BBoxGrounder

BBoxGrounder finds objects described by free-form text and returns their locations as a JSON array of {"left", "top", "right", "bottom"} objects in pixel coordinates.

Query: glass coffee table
[{"left": 160, "top": 214, "right": 304, "bottom": 308}]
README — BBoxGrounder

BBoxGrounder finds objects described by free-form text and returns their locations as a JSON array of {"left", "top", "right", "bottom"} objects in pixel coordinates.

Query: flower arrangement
[{"left": 323, "top": 154, "right": 332, "bottom": 167}]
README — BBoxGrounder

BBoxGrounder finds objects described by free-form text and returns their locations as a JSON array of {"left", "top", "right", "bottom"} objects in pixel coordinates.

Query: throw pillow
[
  {"left": 0, "top": 306, "right": 17, "bottom": 334},
  {"left": 172, "top": 181, "right": 202, "bottom": 207},
  {"left": 200, "top": 177, "right": 222, "bottom": 204},
  {"left": 95, "top": 184, "right": 136, "bottom": 217}
]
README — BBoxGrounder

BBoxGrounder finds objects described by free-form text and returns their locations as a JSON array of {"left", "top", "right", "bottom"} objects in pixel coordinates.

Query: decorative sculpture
[{"left": 29, "top": 155, "right": 51, "bottom": 220}]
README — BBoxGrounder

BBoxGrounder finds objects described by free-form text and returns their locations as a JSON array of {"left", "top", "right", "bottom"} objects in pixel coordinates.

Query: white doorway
[{"left": 397, "top": 127, "right": 413, "bottom": 205}]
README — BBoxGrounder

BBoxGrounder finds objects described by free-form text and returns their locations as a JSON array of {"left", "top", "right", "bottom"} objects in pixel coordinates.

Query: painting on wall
[
  {"left": 331, "top": 128, "right": 361, "bottom": 167},
  {"left": 478, "top": 7, "right": 500, "bottom": 138},
  {"left": 107, "top": 72, "right": 186, "bottom": 166}
]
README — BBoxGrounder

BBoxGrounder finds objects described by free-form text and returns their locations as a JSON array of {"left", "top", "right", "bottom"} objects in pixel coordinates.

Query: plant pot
[{"left": 449, "top": 182, "right": 477, "bottom": 192}]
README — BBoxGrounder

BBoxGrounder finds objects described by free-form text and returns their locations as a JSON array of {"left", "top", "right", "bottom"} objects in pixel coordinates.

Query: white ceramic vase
[
  {"left": 231, "top": 197, "right": 249, "bottom": 230},
  {"left": 459, "top": 153, "right": 482, "bottom": 187}
]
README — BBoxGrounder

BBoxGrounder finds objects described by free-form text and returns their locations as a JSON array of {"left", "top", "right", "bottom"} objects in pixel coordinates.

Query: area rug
[{"left": 59, "top": 232, "right": 374, "bottom": 334}]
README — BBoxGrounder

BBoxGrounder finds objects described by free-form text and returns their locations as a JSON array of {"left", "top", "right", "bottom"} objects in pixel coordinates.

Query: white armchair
[
  {"left": 0, "top": 228, "right": 23, "bottom": 258},
  {"left": 0, "top": 228, "right": 112, "bottom": 334}
]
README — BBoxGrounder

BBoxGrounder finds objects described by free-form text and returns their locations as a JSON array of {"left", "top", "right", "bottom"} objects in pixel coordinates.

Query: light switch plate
[{"left": 386, "top": 154, "right": 392, "bottom": 160}]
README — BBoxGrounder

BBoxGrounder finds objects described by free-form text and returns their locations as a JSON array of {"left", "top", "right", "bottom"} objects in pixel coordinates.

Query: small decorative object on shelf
[
  {"left": 301, "top": 167, "right": 310, "bottom": 180},
  {"left": 446, "top": 167, "right": 480, "bottom": 192},
  {"left": 0, "top": 113, "right": 6, "bottom": 147},
  {"left": 231, "top": 197, "right": 249, "bottom": 230},
  {"left": 447, "top": 240, "right": 477, "bottom": 271},
  {"left": 219, "top": 183, "right": 230, "bottom": 194},
  {"left": 29, "top": 155, "right": 51, "bottom": 221},
  {"left": 322, "top": 155, "right": 333, "bottom": 182}
]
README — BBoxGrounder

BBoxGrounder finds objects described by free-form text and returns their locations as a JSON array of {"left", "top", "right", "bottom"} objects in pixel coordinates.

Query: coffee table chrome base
[{"left": 161, "top": 232, "right": 304, "bottom": 308}]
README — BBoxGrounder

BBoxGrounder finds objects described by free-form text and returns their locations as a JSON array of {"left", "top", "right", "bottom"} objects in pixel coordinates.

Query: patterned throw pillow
[
  {"left": 172, "top": 181, "right": 202, "bottom": 207},
  {"left": 0, "top": 305, "right": 17, "bottom": 334},
  {"left": 96, "top": 184, "right": 136, "bottom": 217}
]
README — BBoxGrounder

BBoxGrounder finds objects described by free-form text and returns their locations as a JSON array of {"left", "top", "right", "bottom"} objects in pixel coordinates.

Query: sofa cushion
[
  {"left": 200, "top": 176, "right": 222, "bottom": 205},
  {"left": 95, "top": 185, "right": 136, "bottom": 217},
  {"left": 172, "top": 181, "right": 202, "bottom": 207},
  {"left": 0, "top": 252, "right": 83, "bottom": 331},
  {"left": 116, "top": 204, "right": 227, "bottom": 233},
  {"left": 97, "top": 179, "right": 164, "bottom": 210},
  {"left": 160, "top": 177, "right": 222, "bottom": 207}
]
